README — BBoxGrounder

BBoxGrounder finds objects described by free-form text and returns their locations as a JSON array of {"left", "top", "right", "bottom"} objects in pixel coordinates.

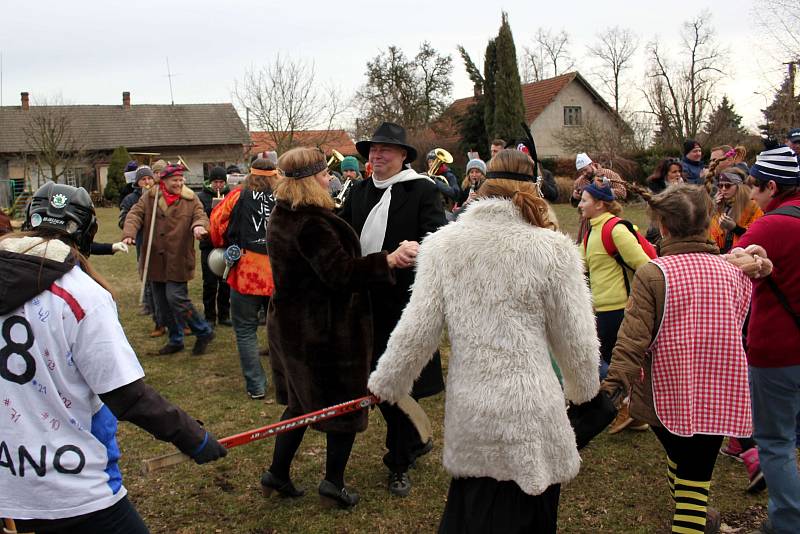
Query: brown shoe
[
  {"left": 608, "top": 404, "right": 634, "bottom": 434},
  {"left": 149, "top": 326, "right": 166, "bottom": 338},
  {"left": 705, "top": 507, "right": 721, "bottom": 534},
  {"left": 628, "top": 419, "right": 650, "bottom": 431}
]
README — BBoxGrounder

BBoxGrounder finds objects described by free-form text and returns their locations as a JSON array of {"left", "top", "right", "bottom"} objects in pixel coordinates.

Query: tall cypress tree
[
  {"left": 483, "top": 39, "right": 497, "bottom": 140},
  {"left": 492, "top": 12, "right": 526, "bottom": 141}
]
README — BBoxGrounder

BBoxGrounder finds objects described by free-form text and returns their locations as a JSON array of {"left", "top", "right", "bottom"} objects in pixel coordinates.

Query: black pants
[
  {"left": 14, "top": 496, "right": 149, "bottom": 534},
  {"left": 378, "top": 401, "right": 426, "bottom": 473},
  {"left": 652, "top": 426, "right": 723, "bottom": 533},
  {"left": 200, "top": 248, "right": 230, "bottom": 322},
  {"left": 438, "top": 478, "right": 560, "bottom": 534},
  {"left": 596, "top": 309, "right": 625, "bottom": 365}
]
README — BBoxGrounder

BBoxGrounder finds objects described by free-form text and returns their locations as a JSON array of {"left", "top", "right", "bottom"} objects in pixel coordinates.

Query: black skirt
[{"left": 438, "top": 477, "right": 560, "bottom": 534}]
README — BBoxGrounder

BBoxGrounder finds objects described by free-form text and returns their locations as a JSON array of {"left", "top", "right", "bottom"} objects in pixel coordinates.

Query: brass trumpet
[
  {"left": 426, "top": 148, "right": 454, "bottom": 186},
  {"left": 334, "top": 178, "right": 353, "bottom": 210}
]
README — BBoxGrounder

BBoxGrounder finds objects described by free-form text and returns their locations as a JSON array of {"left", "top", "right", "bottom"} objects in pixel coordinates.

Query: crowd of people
[{"left": 1, "top": 122, "right": 799, "bottom": 534}]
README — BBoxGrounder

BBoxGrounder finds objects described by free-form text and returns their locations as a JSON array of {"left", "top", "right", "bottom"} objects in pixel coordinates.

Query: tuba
[
  {"left": 327, "top": 149, "right": 345, "bottom": 170},
  {"left": 426, "top": 148, "right": 454, "bottom": 186}
]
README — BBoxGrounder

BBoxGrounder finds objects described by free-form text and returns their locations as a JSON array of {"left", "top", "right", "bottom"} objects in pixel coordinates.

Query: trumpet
[
  {"left": 327, "top": 149, "right": 344, "bottom": 170},
  {"left": 426, "top": 148, "right": 454, "bottom": 186},
  {"left": 334, "top": 178, "right": 353, "bottom": 210}
]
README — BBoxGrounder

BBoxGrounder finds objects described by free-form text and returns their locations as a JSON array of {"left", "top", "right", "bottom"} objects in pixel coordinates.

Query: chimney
[
  {"left": 122, "top": 91, "right": 131, "bottom": 110},
  {"left": 473, "top": 83, "right": 482, "bottom": 98},
  {"left": 21, "top": 92, "right": 29, "bottom": 111}
]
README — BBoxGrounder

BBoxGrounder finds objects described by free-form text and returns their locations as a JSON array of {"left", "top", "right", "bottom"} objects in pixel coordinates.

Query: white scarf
[{"left": 359, "top": 168, "right": 431, "bottom": 254}]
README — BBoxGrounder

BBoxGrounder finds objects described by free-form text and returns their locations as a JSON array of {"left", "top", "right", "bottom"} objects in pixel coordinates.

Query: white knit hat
[
  {"left": 465, "top": 159, "right": 487, "bottom": 175},
  {"left": 576, "top": 153, "right": 593, "bottom": 170}
]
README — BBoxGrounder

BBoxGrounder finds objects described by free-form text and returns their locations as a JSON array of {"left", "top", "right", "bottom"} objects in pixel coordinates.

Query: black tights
[{"left": 268, "top": 408, "right": 356, "bottom": 489}]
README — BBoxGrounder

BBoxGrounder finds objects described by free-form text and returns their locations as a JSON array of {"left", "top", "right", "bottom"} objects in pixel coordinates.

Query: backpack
[
  {"left": 583, "top": 217, "right": 658, "bottom": 294},
  {"left": 762, "top": 205, "right": 800, "bottom": 331}
]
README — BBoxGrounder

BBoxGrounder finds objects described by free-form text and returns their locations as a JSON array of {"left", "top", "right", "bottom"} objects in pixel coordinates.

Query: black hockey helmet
[{"left": 23, "top": 182, "right": 98, "bottom": 256}]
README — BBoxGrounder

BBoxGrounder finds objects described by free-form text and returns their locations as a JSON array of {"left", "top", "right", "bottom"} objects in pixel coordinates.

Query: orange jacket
[
  {"left": 709, "top": 201, "right": 763, "bottom": 253},
  {"left": 210, "top": 187, "right": 274, "bottom": 296}
]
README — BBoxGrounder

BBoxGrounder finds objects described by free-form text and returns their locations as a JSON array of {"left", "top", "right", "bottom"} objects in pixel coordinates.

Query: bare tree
[
  {"left": 22, "top": 98, "right": 85, "bottom": 186},
  {"left": 587, "top": 27, "right": 638, "bottom": 112},
  {"left": 536, "top": 28, "right": 575, "bottom": 78},
  {"left": 521, "top": 45, "right": 547, "bottom": 83},
  {"left": 234, "top": 55, "right": 347, "bottom": 154},
  {"left": 644, "top": 12, "right": 726, "bottom": 147},
  {"left": 753, "top": 0, "right": 800, "bottom": 59}
]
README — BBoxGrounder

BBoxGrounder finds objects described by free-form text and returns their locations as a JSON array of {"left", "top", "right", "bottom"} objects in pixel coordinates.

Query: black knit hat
[
  {"left": 683, "top": 139, "right": 700, "bottom": 156},
  {"left": 209, "top": 166, "right": 227, "bottom": 181}
]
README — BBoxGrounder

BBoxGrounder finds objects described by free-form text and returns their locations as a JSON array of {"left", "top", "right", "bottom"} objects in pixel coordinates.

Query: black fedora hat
[{"left": 356, "top": 122, "right": 418, "bottom": 164}]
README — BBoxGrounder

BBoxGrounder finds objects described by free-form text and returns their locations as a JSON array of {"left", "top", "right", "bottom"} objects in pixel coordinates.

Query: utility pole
[{"left": 166, "top": 57, "right": 175, "bottom": 105}]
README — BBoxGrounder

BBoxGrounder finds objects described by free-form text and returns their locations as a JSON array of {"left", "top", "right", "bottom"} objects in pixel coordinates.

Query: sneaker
[
  {"left": 218, "top": 317, "right": 233, "bottom": 327},
  {"left": 192, "top": 331, "right": 215, "bottom": 355},
  {"left": 248, "top": 392, "right": 266, "bottom": 400},
  {"left": 720, "top": 437, "right": 744, "bottom": 461},
  {"left": 149, "top": 326, "right": 166, "bottom": 338},
  {"left": 388, "top": 471, "right": 411, "bottom": 497},
  {"left": 741, "top": 447, "right": 767, "bottom": 493},
  {"left": 628, "top": 420, "right": 650, "bottom": 431},
  {"left": 608, "top": 404, "right": 634, "bottom": 434}
]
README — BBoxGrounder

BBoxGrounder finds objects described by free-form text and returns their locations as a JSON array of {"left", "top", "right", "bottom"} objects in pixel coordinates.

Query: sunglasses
[{"left": 718, "top": 183, "right": 736, "bottom": 190}]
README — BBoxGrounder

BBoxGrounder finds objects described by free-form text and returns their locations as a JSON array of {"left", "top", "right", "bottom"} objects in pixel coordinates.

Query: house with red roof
[
  {"left": 249, "top": 129, "right": 357, "bottom": 158},
  {"left": 442, "top": 71, "right": 623, "bottom": 159}
]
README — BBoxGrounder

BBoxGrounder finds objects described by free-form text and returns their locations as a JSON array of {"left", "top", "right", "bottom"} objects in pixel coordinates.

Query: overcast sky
[{"left": 0, "top": 0, "right": 788, "bottom": 133}]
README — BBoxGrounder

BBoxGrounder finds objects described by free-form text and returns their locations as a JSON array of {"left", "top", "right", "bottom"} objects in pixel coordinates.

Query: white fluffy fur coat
[{"left": 368, "top": 198, "right": 600, "bottom": 496}]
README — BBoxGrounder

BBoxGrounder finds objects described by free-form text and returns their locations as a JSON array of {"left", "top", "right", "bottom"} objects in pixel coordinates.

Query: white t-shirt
[{"left": 0, "top": 265, "right": 144, "bottom": 520}]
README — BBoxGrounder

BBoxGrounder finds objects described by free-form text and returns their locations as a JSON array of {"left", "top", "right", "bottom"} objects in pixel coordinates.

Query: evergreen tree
[
  {"left": 701, "top": 95, "right": 749, "bottom": 147},
  {"left": 457, "top": 97, "right": 489, "bottom": 159},
  {"left": 492, "top": 12, "right": 526, "bottom": 141},
  {"left": 483, "top": 39, "right": 497, "bottom": 140},
  {"left": 759, "top": 74, "right": 800, "bottom": 142},
  {"left": 104, "top": 146, "right": 131, "bottom": 203}
]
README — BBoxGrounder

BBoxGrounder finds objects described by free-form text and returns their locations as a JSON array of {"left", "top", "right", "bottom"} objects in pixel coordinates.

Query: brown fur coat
[{"left": 266, "top": 201, "right": 394, "bottom": 433}]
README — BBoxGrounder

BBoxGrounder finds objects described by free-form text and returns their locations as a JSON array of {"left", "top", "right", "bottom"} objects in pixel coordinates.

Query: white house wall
[{"left": 530, "top": 81, "right": 617, "bottom": 160}]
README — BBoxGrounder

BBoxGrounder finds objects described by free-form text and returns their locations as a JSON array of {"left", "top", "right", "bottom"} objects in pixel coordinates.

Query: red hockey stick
[{"left": 143, "top": 395, "right": 384, "bottom": 474}]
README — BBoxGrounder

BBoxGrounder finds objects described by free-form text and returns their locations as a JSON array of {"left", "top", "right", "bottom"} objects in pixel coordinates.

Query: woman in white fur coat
[{"left": 368, "top": 149, "right": 601, "bottom": 534}]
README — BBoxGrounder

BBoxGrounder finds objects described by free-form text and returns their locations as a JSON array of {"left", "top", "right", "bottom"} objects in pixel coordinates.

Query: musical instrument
[
  {"left": 426, "top": 148, "right": 454, "bottom": 186},
  {"left": 334, "top": 178, "right": 354, "bottom": 209},
  {"left": 327, "top": 149, "right": 345, "bottom": 170}
]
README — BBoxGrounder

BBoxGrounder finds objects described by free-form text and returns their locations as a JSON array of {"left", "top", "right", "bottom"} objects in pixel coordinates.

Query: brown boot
[
  {"left": 149, "top": 326, "right": 166, "bottom": 338},
  {"left": 608, "top": 403, "right": 634, "bottom": 434}
]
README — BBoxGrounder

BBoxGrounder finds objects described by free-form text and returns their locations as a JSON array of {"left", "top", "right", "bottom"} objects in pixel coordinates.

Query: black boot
[
  {"left": 261, "top": 471, "right": 304, "bottom": 498},
  {"left": 318, "top": 480, "right": 359, "bottom": 509}
]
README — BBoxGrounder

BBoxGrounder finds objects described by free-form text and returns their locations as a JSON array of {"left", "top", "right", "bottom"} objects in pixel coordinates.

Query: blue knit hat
[
  {"left": 125, "top": 160, "right": 139, "bottom": 172},
  {"left": 584, "top": 178, "right": 615, "bottom": 201},
  {"left": 750, "top": 146, "right": 800, "bottom": 185},
  {"left": 340, "top": 156, "right": 359, "bottom": 172}
]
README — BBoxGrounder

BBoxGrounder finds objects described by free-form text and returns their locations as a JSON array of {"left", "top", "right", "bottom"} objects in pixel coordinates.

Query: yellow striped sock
[{"left": 671, "top": 477, "right": 711, "bottom": 534}]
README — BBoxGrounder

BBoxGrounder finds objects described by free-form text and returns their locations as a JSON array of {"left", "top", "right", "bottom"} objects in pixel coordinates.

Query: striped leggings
[{"left": 652, "top": 426, "right": 724, "bottom": 534}]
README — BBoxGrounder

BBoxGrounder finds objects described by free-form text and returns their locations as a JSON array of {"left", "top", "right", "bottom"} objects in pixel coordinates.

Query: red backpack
[{"left": 583, "top": 217, "right": 658, "bottom": 293}]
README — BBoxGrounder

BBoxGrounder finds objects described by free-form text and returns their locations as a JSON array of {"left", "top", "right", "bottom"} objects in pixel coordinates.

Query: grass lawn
[{"left": 87, "top": 203, "right": 770, "bottom": 533}]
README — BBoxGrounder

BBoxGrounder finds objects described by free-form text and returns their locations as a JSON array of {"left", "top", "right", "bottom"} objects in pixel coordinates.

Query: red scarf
[{"left": 159, "top": 181, "right": 181, "bottom": 206}]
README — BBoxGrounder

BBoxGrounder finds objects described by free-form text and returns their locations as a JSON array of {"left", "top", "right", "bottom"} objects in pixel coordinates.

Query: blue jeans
[
  {"left": 750, "top": 365, "right": 800, "bottom": 534},
  {"left": 230, "top": 289, "right": 268, "bottom": 396},
  {"left": 151, "top": 281, "right": 213, "bottom": 346}
]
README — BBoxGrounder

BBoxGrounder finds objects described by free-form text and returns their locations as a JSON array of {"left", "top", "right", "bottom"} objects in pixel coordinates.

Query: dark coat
[
  {"left": 122, "top": 185, "right": 209, "bottom": 282},
  {"left": 198, "top": 188, "right": 229, "bottom": 251},
  {"left": 266, "top": 201, "right": 394, "bottom": 433},
  {"left": 339, "top": 176, "right": 447, "bottom": 398}
]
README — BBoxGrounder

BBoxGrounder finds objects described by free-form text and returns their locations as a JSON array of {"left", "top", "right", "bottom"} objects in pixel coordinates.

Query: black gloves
[
  {"left": 191, "top": 431, "right": 228, "bottom": 465},
  {"left": 567, "top": 391, "right": 618, "bottom": 450}
]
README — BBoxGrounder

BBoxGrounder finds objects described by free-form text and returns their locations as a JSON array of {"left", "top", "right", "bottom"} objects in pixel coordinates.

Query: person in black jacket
[
  {"left": 197, "top": 166, "right": 231, "bottom": 326},
  {"left": 340, "top": 122, "right": 446, "bottom": 497}
]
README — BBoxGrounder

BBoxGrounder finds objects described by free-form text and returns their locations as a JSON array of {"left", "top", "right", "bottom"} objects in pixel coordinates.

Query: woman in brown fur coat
[{"left": 263, "top": 147, "right": 418, "bottom": 509}]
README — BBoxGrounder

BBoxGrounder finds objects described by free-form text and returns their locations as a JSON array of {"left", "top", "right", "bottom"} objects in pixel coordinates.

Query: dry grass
[{"left": 87, "top": 205, "right": 770, "bottom": 533}]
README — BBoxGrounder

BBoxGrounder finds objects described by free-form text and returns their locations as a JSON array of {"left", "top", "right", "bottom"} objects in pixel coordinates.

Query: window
[
  {"left": 564, "top": 106, "right": 582, "bottom": 126},
  {"left": 203, "top": 162, "right": 226, "bottom": 179}
]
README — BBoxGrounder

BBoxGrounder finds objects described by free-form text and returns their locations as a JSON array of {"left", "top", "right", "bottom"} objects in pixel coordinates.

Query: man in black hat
[
  {"left": 340, "top": 122, "right": 446, "bottom": 497},
  {"left": 197, "top": 166, "right": 231, "bottom": 326}
]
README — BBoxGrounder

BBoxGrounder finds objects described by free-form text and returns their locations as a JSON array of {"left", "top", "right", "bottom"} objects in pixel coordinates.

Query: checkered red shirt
[{"left": 649, "top": 253, "right": 753, "bottom": 437}]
